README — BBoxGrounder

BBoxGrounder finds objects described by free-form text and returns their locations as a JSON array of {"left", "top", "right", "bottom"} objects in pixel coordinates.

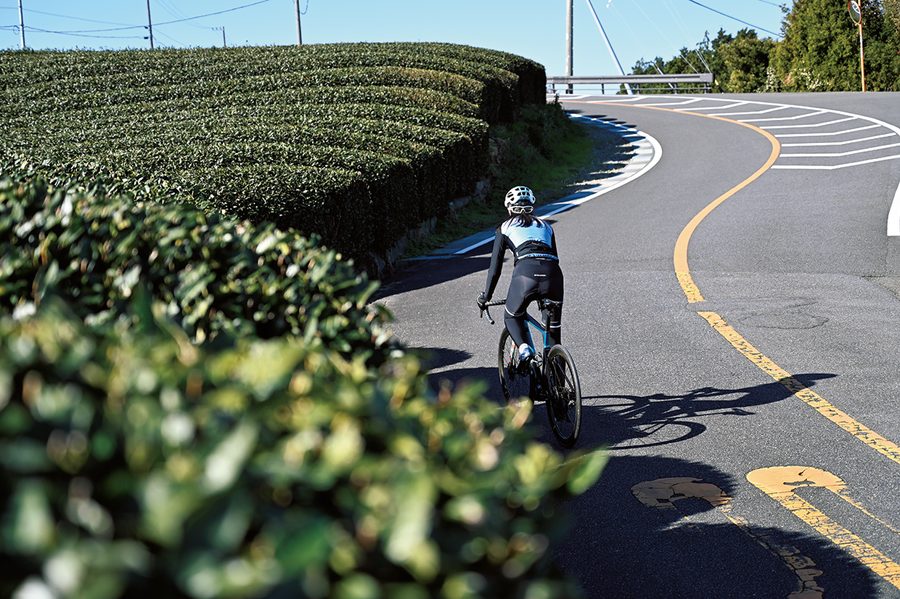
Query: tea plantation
[
  {"left": 0, "top": 42, "right": 604, "bottom": 598},
  {"left": 0, "top": 42, "right": 547, "bottom": 263}
]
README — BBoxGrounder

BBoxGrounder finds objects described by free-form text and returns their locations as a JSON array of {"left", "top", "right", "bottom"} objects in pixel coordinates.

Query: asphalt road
[{"left": 378, "top": 92, "right": 900, "bottom": 598}]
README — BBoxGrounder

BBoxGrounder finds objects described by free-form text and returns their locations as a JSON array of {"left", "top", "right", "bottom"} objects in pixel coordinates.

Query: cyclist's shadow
[{"left": 579, "top": 373, "right": 837, "bottom": 450}]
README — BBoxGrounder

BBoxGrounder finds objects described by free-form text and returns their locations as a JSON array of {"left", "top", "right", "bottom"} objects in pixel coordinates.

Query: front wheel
[
  {"left": 498, "top": 329, "right": 530, "bottom": 402},
  {"left": 545, "top": 345, "right": 582, "bottom": 447}
]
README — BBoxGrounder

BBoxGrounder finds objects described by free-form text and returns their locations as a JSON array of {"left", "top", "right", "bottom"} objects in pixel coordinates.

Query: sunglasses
[{"left": 509, "top": 205, "right": 534, "bottom": 214}]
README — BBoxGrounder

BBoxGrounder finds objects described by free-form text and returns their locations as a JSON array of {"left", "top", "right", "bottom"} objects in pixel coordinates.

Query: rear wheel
[
  {"left": 545, "top": 345, "right": 582, "bottom": 447},
  {"left": 498, "top": 329, "right": 530, "bottom": 402}
]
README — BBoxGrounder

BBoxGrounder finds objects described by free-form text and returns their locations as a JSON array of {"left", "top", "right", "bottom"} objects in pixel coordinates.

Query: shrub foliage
[
  {"left": 0, "top": 178, "right": 391, "bottom": 357},
  {"left": 0, "top": 298, "right": 604, "bottom": 598},
  {"left": 0, "top": 43, "right": 547, "bottom": 260}
]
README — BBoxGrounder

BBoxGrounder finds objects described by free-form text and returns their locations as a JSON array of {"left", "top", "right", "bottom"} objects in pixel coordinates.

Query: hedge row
[
  {"left": 0, "top": 178, "right": 392, "bottom": 358},
  {"left": 0, "top": 297, "right": 604, "bottom": 598},
  {"left": 1, "top": 43, "right": 546, "bottom": 261}
]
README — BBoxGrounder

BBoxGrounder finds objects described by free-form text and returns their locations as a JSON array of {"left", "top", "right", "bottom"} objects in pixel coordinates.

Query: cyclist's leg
[
  {"left": 505, "top": 262, "right": 540, "bottom": 350},
  {"left": 540, "top": 261, "right": 564, "bottom": 346}
]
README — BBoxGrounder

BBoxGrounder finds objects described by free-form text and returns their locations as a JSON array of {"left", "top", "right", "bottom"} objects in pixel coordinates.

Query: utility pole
[
  {"left": 584, "top": 0, "right": 632, "bottom": 94},
  {"left": 848, "top": 0, "right": 866, "bottom": 91},
  {"left": 17, "top": 0, "right": 25, "bottom": 50},
  {"left": 146, "top": 0, "right": 154, "bottom": 49},
  {"left": 565, "top": 0, "right": 573, "bottom": 94},
  {"left": 294, "top": 0, "right": 303, "bottom": 45},
  {"left": 857, "top": 4, "right": 867, "bottom": 91},
  {"left": 221, "top": 26, "right": 227, "bottom": 48}
]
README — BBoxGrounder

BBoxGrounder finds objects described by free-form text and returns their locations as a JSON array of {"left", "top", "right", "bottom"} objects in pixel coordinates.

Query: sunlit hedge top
[{"left": 0, "top": 43, "right": 547, "bottom": 259}]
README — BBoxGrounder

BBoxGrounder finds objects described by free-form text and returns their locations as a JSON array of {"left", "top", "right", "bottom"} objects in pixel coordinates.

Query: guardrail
[{"left": 547, "top": 73, "right": 714, "bottom": 95}]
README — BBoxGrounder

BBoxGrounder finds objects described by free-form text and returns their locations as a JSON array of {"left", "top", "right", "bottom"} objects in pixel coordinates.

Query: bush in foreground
[
  {"left": 0, "top": 299, "right": 605, "bottom": 598},
  {"left": 0, "top": 178, "right": 391, "bottom": 360}
]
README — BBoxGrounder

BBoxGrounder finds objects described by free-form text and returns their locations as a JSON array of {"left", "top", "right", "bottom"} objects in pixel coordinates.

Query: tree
[
  {"left": 774, "top": 0, "right": 898, "bottom": 91},
  {"left": 718, "top": 29, "right": 777, "bottom": 92}
]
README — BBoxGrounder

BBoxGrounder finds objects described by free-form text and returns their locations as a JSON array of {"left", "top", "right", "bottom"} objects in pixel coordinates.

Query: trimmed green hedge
[
  {"left": 0, "top": 178, "right": 391, "bottom": 356},
  {"left": 0, "top": 43, "right": 547, "bottom": 263}
]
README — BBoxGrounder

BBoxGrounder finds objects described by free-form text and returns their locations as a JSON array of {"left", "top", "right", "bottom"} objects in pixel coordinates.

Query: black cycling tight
[{"left": 504, "top": 258, "right": 563, "bottom": 350}]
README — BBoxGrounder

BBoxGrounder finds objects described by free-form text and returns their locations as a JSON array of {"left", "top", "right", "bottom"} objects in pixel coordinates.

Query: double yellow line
[{"left": 587, "top": 100, "right": 900, "bottom": 587}]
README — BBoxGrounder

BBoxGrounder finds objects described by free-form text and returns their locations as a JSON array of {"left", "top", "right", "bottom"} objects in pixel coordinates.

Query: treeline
[{"left": 633, "top": 0, "right": 899, "bottom": 92}]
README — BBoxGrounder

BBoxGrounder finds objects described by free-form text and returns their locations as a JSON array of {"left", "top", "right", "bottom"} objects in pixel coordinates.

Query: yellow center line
[
  {"left": 748, "top": 467, "right": 900, "bottom": 589},
  {"left": 580, "top": 100, "right": 900, "bottom": 467},
  {"left": 698, "top": 311, "right": 900, "bottom": 465}
]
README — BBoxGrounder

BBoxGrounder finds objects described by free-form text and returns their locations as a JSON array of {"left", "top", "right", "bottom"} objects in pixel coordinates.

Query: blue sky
[{"left": 0, "top": 1, "right": 791, "bottom": 75}]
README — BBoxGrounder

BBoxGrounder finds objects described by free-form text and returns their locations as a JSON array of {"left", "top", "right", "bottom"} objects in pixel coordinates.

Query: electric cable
[
  {"left": 28, "top": 0, "right": 277, "bottom": 34},
  {"left": 682, "top": 0, "right": 781, "bottom": 37}
]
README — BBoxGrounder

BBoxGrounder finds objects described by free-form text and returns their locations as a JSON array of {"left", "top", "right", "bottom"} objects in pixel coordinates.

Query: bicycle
[{"left": 480, "top": 298, "right": 582, "bottom": 447}]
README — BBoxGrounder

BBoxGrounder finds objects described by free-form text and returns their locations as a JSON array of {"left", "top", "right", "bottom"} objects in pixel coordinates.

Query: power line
[
  {"left": 20, "top": 7, "right": 136, "bottom": 27},
  {"left": 683, "top": 0, "right": 781, "bottom": 37},
  {"left": 28, "top": 0, "right": 278, "bottom": 34},
  {"left": 24, "top": 25, "right": 146, "bottom": 40}
]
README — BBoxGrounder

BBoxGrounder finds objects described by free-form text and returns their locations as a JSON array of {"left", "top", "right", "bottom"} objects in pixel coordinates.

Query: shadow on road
[
  {"left": 561, "top": 454, "right": 881, "bottom": 598},
  {"left": 374, "top": 253, "right": 491, "bottom": 300},
  {"left": 579, "top": 373, "right": 837, "bottom": 450}
]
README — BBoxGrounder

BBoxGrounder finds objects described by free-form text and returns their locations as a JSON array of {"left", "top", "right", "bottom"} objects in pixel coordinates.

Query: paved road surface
[{"left": 378, "top": 92, "right": 900, "bottom": 598}]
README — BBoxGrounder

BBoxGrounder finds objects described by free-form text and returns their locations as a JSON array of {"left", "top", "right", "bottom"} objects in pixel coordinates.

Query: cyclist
[{"left": 477, "top": 185, "right": 563, "bottom": 368}]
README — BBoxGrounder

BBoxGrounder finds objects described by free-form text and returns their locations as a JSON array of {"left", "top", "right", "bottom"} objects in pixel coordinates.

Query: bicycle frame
[{"left": 523, "top": 311, "right": 550, "bottom": 359}]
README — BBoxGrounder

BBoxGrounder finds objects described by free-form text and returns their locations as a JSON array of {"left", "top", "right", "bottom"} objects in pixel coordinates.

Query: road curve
[{"left": 379, "top": 92, "right": 900, "bottom": 598}]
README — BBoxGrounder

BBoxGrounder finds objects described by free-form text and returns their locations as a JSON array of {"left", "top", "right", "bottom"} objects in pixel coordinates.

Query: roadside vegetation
[
  {"left": 0, "top": 43, "right": 546, "bottom": 269},
  {"left": 631, "top": 0, "right": 899, "bottom": 92},
  {"left": 404, "top": 102, "right": 596, "bottom": 256},
  {"left": 0, "top": 43, "right": 607, "bottom": 598}
]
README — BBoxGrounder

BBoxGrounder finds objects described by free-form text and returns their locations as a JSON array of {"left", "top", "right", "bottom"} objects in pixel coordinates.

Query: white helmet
[{"left": 504, "top": 186, "right": 535, "bottom": 214}]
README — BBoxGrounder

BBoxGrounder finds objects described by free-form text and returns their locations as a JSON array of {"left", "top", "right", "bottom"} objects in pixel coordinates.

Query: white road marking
[
  {"left": 635, "top": 98, "right": 704, "bottom": 107},
  {"left": 772, "top": 154, "right": 900, "bottom": 170},
  {"left": 782, "top": 133, "right": 897, "bottom": 147},
  {"left": 451, "top": 116, "right": 663, "bottom": 255},
  {"left": 709, "top": 106, "right": 789, "bottom": 117},
  {"left": 775, "top": 124, "right": 881, "bottom": 138},
  {"left": 567, "top": 94, "right": 900, "bottom": 239},
  {"left": 681, "top": 101, "right": 748, "bottom": 112},
  {"left": 888, "top": 181, "right": 900, "bottom": 236},
  {"left": 589, "top": 96, "right": 646, "bottom": 103},
  {"left": 763, "top": 117, "right": 856, "bottom": 130},
  {"left": 781, "top": 142, "right": 900, "bottom": 158},
  {"left": 740, "top": 110, "right": 827, "bottom": 123}
]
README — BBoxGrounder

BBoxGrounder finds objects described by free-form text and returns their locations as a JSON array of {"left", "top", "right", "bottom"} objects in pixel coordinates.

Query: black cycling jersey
[{"left": 483, "top": 215, "right": 559, "bottom": 300}]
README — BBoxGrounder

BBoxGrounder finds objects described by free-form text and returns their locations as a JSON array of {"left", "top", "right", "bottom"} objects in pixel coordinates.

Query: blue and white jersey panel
[{"left": 500, "top": 219, "right": 554, "bottom": 248}]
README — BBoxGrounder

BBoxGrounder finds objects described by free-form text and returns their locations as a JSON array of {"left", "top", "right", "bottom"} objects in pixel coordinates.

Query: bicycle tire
[
  {"left": 498, "top": 329, "right": 530, "bottom": 402},
  {"left": 545, "top": 344, "right": 582, "bottom": 447}
]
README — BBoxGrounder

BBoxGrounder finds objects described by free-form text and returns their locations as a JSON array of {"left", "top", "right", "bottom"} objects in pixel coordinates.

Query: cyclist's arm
[
  {"left": 484, "top": 227, "right": 506, "bottom": 300},
  {"left": 551, "top": 229, "right": 558, "bottom": 256}
]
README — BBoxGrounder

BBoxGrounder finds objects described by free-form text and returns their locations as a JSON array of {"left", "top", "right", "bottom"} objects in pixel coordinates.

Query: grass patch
[{"left": 403, "top": 102, "right": 597, "bottom": 257}]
